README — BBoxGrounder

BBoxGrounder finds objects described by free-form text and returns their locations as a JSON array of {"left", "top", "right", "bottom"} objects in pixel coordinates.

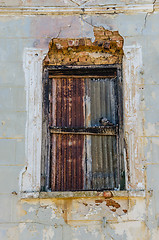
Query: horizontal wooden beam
[{"left": 49, "top": 126, "right": 117, "bottom": 136}]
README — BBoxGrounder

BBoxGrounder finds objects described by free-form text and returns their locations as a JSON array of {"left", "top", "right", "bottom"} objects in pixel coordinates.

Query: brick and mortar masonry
[{"left": 44, "top": 27, "right": 123, "bottom": 66}]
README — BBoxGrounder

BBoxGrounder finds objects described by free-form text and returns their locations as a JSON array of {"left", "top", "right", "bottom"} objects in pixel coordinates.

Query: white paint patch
[
  {"left": 29, "top": 207, "right": 35, "bottom": 212},
  {"left": 152, "top": 229, "right": 158, "bottom": 240},
  {"left": 19, "top": 223, "right": 26, "bottom": 233},
  {"left": 51, "top": 210, "right": 56, "bottom": 219},
  {"left": 137, "top": 182, "right": 143, "bottom": 188},
  {"left": 114, "top": 221, "right": 147, "bottom": 240},
  {"left": 128, "top": 199, "right": 145, "bottom": 221},
  {"left": 152, "top": 138, "right": 159, "bottom": 145},
  {"left": 7, "top": 226, "right": 19, "bottom": 240},
  {"left": 20, "top": 48, "right": 47, "bottom": 194},
  {"left": 87, "top": 226, "right": 99, "bottom": 237},
  {"left": 152, "top": 91, "right": 156, "bottom": 100},
  {"left": 43, "top": 227, "right": 54, "bottom": 240},
  {"left": 146, "top": 123, "right": 156, "bottom": 136}
]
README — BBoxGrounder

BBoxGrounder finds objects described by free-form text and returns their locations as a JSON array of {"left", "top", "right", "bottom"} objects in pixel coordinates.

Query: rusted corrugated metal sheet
[
  {"left": 50, "top": 78, "right": 85, "bottom": 191},
  {"left": 52, "top": 77, "right": 85, "bottom": 128},
  {"left": 91, "top": 136, "right": 117, "bottom": 190},
  {"left": 89, "top": 78, "right": 117, "bottom": 126},
  {"left": 49, "top": 76, "right": 121, "bottom": 191},
  {"left": 51, "top": 134, "right": 85, "bottom": 191},
  {"left": 88, "top": 78, "right": 119, "bottom": 190}
]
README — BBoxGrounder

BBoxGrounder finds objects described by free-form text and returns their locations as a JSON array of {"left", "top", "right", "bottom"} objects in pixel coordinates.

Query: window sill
[{"left": 20, "top": 190, "right": 148, "bottom": 199}]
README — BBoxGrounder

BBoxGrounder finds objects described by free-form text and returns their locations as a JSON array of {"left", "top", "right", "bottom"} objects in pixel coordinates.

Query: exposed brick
[
  {"left": 43, "top": 26, "right": 124, "bottom": 66},
  {"left": 85, "top": 38, "right": 92, "bottom": 47},
  {"left": 79, "top": 38, "right": 85, "bottom": 46},
  {"left": 104, "top": 30, "right": 113, "bottom": 37}
]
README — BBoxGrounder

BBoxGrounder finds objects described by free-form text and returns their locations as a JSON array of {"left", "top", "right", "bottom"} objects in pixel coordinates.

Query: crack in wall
[
  {"left": 80, "top": 15, "right": 94, "bottom": 28},
  {"left": 141, "top": 0, "right": 156, "bottom": 33},
  {"left": 55, "top": 19, "right": 75, "bottom": 38}
]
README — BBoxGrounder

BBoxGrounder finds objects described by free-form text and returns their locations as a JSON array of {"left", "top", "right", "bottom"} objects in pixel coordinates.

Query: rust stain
[
  {"left": 95, "top": 199, "right": 103, "bottom": 204},
  {"left": 53, "top": 199, "right": 73, "bottom": 224},
  {"left": 103, "top": 191, "right": 113, "bottom": 198},
  {"left": 83, "top": 203, "right": 88, "bottom": 206},
  {"left": 105, "top": 199, "right": 120, "bottom": 209},
  {"left": 111, "top": 209, "right": 116, "bottom": 212},
  {"left": 123, "top": 209, "right": 127, "bottom": 213}
]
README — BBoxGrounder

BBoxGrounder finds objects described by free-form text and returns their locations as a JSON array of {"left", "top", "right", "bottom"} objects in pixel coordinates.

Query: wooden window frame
[
  {"left": 20, "top": 46, "right": 144, "bottom": 198},
  {"left": 41, "top": 64, "right": 124, "bottom": 192}
]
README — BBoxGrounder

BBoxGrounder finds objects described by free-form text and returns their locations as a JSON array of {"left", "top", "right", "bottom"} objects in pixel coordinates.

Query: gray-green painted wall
[{"left": 0, "top": 1, "right": 159, "bottom": 239}]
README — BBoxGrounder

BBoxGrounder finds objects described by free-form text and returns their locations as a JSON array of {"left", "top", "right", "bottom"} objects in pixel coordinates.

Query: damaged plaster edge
[
  {"left": 0, "top": 4, "right": 154, "bottom": 15},
  {"left": 19, "top": 48, "right": 47, "bottom": 194},
  {"left": 20, "top": 190, "right": 146, "bottom": 199},
  {"left": 45, "top": 27, "right": 124, "bottom": 66}
]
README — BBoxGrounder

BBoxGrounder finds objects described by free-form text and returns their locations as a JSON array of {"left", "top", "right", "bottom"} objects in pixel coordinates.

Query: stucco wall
[{"left": 0, "top": 0, "right": 159, "bottom": 239}]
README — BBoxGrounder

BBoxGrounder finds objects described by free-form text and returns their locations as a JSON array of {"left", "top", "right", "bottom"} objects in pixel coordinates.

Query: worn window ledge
[{"left": 20, "top": 190, "right": 147, "bottom": 199}]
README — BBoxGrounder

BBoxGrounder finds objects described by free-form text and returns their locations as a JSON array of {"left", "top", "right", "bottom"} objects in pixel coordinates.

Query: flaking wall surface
[{"left": 0, "top": 1, "right": 159, "bottom": 239}]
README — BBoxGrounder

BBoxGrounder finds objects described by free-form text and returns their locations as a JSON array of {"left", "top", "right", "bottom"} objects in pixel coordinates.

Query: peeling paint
[
  {"left": 43, "top": 227, "right": 54, "bottom": 240},
  {"left": 19, "top": 223, "right": 26, "bottom": 233}
]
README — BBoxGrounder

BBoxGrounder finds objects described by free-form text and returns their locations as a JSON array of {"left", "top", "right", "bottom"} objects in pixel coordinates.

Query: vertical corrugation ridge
[
  {"left": 50, "top": 134, "right": 56, "bottom": 190},
  {"left": 56, "top": 79, "right": 62, "bottom": 127},
  {"left": 55, "top": 134, "right": 59, "bottom": 190},
  {"left": 91, "top": 80, "right": 96, "bottom": 126},
  {"left": 113, "top": 136, "right": 118, "bottom": 187},
  {"left": 102, "top": 137, "right": 108, "bottom": 188}
]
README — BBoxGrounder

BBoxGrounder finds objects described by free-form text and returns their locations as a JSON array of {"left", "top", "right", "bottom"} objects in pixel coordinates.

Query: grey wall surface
[{"left": 0, "top": 0, "right": 159, "bottom": 239}]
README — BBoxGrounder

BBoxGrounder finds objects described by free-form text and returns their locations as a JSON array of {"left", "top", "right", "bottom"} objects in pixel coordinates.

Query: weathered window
[{"left": 41, "top": 65, "right": 124, "bottom": 192}]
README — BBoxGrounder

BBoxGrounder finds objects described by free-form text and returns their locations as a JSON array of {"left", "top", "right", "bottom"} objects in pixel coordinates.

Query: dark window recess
[{"left": 41, "top": 66, "right": 124, "bottom": 192}]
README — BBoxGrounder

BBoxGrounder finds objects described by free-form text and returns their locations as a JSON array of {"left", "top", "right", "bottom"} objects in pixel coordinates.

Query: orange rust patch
[
  {"left": 83, "top": 203, "right": 88, "bottom": 206},
  {"left": 95, "top": 199, "right": 104, "bottom": 204},
  {"left": 111, "top": 209, "right": 116, "bottom": 212},
  {"left": 123, "top": 209, "right": 128, "bottom": 213},
  {"left": 105, "top": 199, "right": 120, "bottom": 209},
  {"left": 52, "top": 199, "right": 73, "bottom": 224},
  {"left": 103, "top": 191, "right": 113, "bottom": 198},
  {"left": 43, "top": 26, "right": 124, "bottom": 66}
]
